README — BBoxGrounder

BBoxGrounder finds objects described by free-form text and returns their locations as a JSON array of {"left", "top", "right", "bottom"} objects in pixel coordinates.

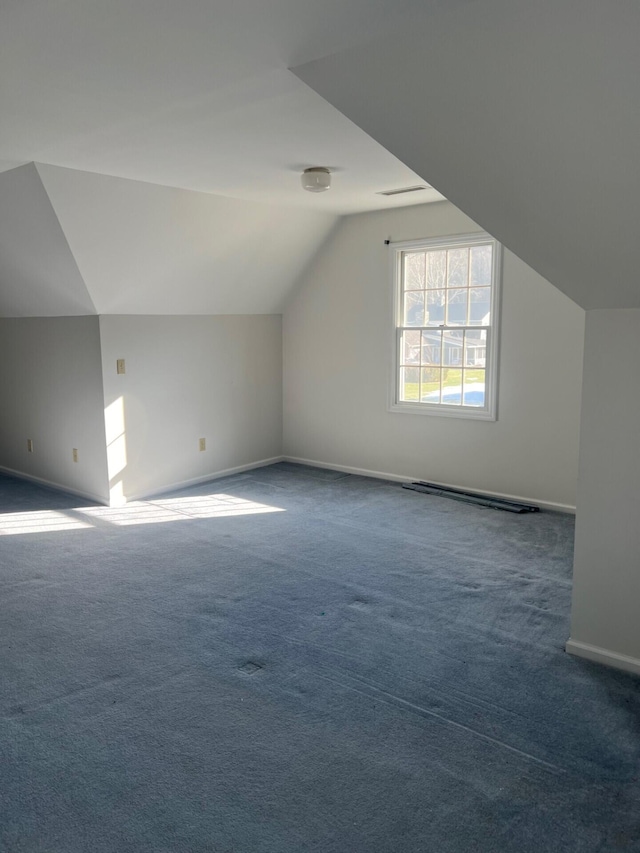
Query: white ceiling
[
  {"left": 295, "top": 0, "right": 640, "bottom": 310},
  {"left": 0, "top": 162, "right": 340, "bottom": 316},
  {"left": 37, "top": 164, "right": 337, "bottom": 315},
  {"left": 0, "top": 0, "right": 447, "bottom": 213},
  {"left": 0, "top": 164, "right": 94, "bottom": 316}
]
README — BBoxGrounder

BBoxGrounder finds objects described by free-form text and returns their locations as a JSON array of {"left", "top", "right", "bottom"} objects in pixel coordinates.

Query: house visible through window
[{"left": 390, "top": 233, "right": 501, "bottom": 419}]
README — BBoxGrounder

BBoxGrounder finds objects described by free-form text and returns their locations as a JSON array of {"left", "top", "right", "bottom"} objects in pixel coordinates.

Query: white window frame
[{"left": 389, "top": 232, "right": 502, "bottom": 421}]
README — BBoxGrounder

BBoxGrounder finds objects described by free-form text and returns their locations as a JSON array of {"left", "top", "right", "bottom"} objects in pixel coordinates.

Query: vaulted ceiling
[
  {"left": 1, "top": 0, "right": 638, "bottom": 316},
  {"left": 0, "top": 163, "right": 338, "bottom": 316},
  {"left": 0, "top": 0, "right": 445, "bottom": 213},
  {"left": 0, "top": 0, "right": 449, "bottom": 317},
  {"left": 295, "top": 0, "right": 640, "bottom": 310},
  {"left": 0, "top": 163, "right": 94, "bottom": 316}
]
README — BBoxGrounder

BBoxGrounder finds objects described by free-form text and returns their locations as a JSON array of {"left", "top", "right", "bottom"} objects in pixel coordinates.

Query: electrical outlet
[
  {"left": 72, "top": 448, "right": 78, "bottom": 463},
  {"left": 116, "top": 359, "right": 126, "bottom": 375},
  {"left": 27, "top": 438, "right": 34, "bottom": 453},
  {"left": 199, "top": 437, "right": 206, "bottom": 452}
]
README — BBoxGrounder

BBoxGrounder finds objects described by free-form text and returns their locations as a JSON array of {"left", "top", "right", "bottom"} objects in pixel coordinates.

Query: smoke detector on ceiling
[{"left": 301, "top": 167, "right": 331, "bottom": 193}]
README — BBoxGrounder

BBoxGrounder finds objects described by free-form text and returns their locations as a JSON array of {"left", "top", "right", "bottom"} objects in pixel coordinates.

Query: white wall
[
  {"left": 283, "top": 202, "right": 585, "bottom": 510},
  {"left": 568, "top": 310, "right": 640, "bottom": 672},
  {"left": 99, "top": 315, "right": 282, "bottom": 503},
  {"left": 0, "top": 317, "right": 109, "bottom": 502}
]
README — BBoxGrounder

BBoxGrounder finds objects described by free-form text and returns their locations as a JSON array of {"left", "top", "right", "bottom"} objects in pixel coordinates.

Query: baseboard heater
[{"left": 402, "top": 481, "right": 539, "bottom": 513}]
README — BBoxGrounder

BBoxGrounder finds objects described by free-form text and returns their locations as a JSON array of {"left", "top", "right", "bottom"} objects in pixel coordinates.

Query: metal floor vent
[{"left": 403, "top": 481, "right": 539, "bottom": 513}]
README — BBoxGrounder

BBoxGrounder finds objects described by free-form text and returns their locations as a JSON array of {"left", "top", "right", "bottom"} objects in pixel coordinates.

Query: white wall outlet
[
  {"left": 72, "top": 448, "right": 78, "bottom": 463},
  {"left": 199, "top": 437, "right": 206, "bottom": 452},
  {"left": 116, "top": 358, "right": 126, "bottom": 375},
  {"left": 27, "top": 439, "right": 33, "bottom": 452}
]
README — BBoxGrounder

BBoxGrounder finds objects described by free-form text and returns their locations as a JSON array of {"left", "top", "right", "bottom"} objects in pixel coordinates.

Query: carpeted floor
[{"left": 1, "top": 463, "right": 639, "bottom": 852}]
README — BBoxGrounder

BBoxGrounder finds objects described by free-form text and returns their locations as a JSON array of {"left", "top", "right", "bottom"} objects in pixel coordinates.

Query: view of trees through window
[{"left": 397, "top": 241, "right": 495, "bottom": 408}]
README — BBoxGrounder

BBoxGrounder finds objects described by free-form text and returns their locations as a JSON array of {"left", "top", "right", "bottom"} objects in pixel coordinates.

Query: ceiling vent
[{"left": 377, "top": 185, "right": 431, "bottom": 196}]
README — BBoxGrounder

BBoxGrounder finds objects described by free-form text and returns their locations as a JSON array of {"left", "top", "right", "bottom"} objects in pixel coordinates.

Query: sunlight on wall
[
  {"left": 0, "top": 493, "right": 284, "bottom": 535},
  {"left": 104, "top": 396, "right": 127, "bottom": 506}
]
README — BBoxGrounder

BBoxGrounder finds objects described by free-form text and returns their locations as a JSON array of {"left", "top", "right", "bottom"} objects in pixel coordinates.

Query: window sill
[{"left": 389, "top": 400, "right": 496, "bottom": 421}]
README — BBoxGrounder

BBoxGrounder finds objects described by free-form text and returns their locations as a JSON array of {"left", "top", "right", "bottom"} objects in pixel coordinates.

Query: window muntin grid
[
  {"left": 394, "top": 238, "right": 498, "bottom": 416},
  {"left": 398, "top": 327, "right": 488, "bottom": 406}
]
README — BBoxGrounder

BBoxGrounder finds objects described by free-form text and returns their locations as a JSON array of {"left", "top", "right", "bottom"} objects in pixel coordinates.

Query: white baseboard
[
  {"left": 566, "top": 639, "right": 640, "bottom": 676},
  {"left": 127, "top": 456, "right": 284, "bottom": 503},
  {"left": 0, "top": 465, "right": 109, "bottom": 505},
  {"left": 1, "top": 454, "right": 576, "bottom": 515},
  {"left": 282, "top": 455, "right": 575, "bottom": 514}
]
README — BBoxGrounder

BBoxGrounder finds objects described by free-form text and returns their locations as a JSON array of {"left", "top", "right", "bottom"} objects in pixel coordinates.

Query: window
[{"left": 390, "top": 232, "right": 501, "bottom": 420}]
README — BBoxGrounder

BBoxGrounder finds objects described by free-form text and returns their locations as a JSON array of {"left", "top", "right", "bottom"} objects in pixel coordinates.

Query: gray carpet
[{"left": 0, "top": 463, "right": 638, "bottom": 852}]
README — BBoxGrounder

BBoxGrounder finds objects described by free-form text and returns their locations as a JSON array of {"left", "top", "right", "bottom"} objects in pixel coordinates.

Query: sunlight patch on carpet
[
  {"left": 0, "top": 494, "right": 284, "bottom": 534},
  {"left": 0, "top": 510, "right": 93, "bottom": 535}
]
